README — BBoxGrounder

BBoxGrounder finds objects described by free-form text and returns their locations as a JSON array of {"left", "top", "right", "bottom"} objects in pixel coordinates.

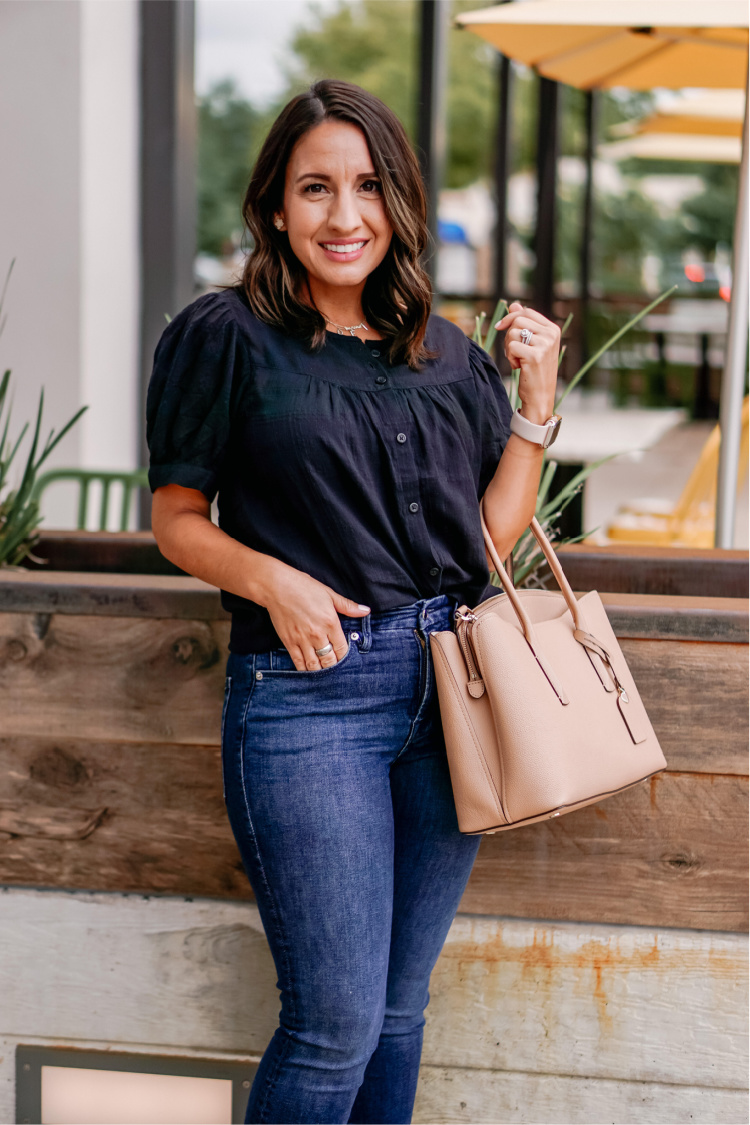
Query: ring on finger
[
  {"left": 520, "top": 328, "right": 533, "bottom": 346},
  {"left": 315, "top": 641, "right": 334, "bottom": 657}
]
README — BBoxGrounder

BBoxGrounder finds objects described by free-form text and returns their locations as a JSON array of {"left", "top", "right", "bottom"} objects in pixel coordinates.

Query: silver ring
[
  {"left": 314, "top": 642, "right": 333, "bottom": 657},
  {"left": 520, "top": 328, "right": 533, "bottom": 346}
]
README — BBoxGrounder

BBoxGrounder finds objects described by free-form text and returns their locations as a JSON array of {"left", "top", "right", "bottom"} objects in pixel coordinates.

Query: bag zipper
[{"left": 455, "top": 608, "right": 485, "bottom": 697}]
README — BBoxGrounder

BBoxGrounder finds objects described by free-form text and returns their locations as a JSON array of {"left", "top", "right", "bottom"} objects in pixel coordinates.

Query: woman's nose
[{"left": 327, "top": 189, "right": 363, "bottom": 233}]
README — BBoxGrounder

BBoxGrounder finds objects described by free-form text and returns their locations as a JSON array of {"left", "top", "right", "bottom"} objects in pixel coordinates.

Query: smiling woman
[
  {"left": 146, "top": 77, "right": 561, "bottom": 1125},
  {"left": 240, "top": 80, "right": 433, "bottom": 365}
]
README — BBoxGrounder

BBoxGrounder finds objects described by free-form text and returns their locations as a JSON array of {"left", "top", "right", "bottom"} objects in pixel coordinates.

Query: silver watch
[{"left": 509, "top": 408, "right": 562, "bottom": 449}]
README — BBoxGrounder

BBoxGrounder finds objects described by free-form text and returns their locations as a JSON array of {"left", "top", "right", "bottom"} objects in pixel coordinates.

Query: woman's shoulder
[
  {"left": 424, "top": 313, "right": 495, "bottom": 371},
  {"left": 166, "top": 286, "right": 265, "bottom": 343}
]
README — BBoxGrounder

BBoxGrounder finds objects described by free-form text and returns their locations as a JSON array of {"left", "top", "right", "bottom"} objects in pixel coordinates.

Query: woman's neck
[{"left": 305, "top": 276, "right": 381, "bottom": 340}]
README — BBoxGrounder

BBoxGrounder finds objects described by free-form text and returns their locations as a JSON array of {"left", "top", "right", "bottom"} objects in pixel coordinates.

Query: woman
[{"left": 146, "top": 80, "right": 560, "bottom": 1125}]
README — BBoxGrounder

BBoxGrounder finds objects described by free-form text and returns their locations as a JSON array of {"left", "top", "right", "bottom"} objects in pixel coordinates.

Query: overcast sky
[{"left": 196, "top": 0, "right": 339, "bottom": 105}]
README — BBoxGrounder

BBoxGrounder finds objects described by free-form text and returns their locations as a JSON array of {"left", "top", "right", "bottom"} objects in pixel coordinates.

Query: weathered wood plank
[
  {"left": 558, "top": 541, "right": 749, "bottom": 600},
  {"left": 462, "top": 772, "right": 748, "bottom": 932},
  {"left": 0, "top": 571, "right": 230, "bottom": 620},
  {"left": 0, "top": 891, "right": 745, "bottom": 1091},
  {"left": 1, "top": 614, "right": 231, "bottom": 745},
  {"left": 620, "top": 638, "right": 748, "bottom": 774},
  {"left": 598, "top": 591, "right": 749, "bottom": 642},
  {"left": 20, "top": 531, "right": 750, "bottom": 599},
  {"left": 0, "top": 582, "right": 746, "bottom": 641},
  {"left": 413, "top": 1066, "right": 749, "bottom": 1125},
  {"left": 0, "top": 739, "right": 745, "bottom": 931},
  {"left": 2, "top": 614, "right": 746, "bottom": 774}
]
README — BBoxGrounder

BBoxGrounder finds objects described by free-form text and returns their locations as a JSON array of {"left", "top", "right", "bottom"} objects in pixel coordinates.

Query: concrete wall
[
  {"left": 0, "top": 888, "right": 747, "bottom": 1124},
  {"left": 0, "top": 0, "right": 140, "bottom": 529}
]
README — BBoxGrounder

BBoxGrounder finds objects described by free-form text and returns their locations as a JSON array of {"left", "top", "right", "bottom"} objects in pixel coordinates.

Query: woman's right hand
[{"left": 262, "top": 562, "right": 370, "bottom": 671}]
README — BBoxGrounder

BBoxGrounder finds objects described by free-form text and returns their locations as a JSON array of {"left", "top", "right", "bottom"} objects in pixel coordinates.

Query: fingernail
[{"left": 358, "top": 604, "right": 371, "bottom": 612}]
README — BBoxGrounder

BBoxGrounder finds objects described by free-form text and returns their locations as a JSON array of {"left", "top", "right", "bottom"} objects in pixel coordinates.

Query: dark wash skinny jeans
[{"left": 221, "top": 593, "right": 482, "bottom": 1125}]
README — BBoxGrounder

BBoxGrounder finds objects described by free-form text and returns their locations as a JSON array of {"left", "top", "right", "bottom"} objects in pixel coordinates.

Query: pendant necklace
[{"left": 325, "top": 317, "right": 369, "bottom": 336}]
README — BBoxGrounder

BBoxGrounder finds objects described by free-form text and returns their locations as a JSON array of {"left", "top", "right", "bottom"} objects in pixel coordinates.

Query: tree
[{"left": 198, "top": 79, "right": 261, "bottom": 256}]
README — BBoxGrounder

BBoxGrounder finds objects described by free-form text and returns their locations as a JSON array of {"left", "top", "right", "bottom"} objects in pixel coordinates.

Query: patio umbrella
[
  {"left": 601, "top": 88, "right": 745, "bottom": 159},
  {"left": 457, "top": 0, "right": 749, "bottom": 547}
]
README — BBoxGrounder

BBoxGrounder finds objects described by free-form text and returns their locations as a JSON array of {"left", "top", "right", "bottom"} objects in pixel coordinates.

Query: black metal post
[
  {"left": 493, "top": 54, "right": 513, "bottom": 304},
  {"left": 533, "top": 76, "right": 559, "bottom": 318},
  {"left": 138, "top": 0, "right": 196, "bottom": 528},
  {"left": 417, "top": 0, "right": 449, "bottom": 285},
  {"left": 579, "top": 90, "right": 598, "bottom": 364}
]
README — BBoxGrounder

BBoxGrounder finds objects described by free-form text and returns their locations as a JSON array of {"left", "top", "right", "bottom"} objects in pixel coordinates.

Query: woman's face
[{"left": 278, "top": 120, "right": 393, "bottom": 295}]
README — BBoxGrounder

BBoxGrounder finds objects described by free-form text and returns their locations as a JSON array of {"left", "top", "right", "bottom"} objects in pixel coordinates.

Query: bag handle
[
  {"left": 479, "top": 498, "right": 622, "bottom": 695},
  {"left": 478, "top": 497, "right": 585, "bottom": 635}
]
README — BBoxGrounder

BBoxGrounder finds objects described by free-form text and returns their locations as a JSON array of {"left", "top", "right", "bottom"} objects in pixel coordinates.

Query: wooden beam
[
  {"left": 0, "top": 737, "right": 746, "bottom": 931},
  {"left": 463, "top": 772, "right": 748, "bottom": 932}
]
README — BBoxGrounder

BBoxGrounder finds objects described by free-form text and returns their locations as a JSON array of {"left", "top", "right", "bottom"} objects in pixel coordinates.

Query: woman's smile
[{"left": 319, "top": 238, "right": 369, "bottom": 261}]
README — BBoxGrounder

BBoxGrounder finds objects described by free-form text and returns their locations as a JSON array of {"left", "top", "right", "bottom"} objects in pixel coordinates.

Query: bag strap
[
  {"left": 478, "top": 499, "right": 625, "bottom": 699},
  {"left": 478, "top": 497, "right": 585, "bottom": 635}
]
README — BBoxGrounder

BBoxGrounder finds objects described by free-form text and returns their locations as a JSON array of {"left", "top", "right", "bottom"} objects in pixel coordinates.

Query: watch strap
[{"left": 509, "top": 408, "right": 561, "bottom": 449}]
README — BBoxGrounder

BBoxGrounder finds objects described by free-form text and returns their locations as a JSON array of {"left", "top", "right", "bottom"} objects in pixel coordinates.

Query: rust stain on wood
[{"left": 444, "top": 927, "right": 742, "bottom": 1036}]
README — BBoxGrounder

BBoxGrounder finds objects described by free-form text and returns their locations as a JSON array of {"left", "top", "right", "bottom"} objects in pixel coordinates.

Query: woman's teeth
[{"left": 322, "top": 242, "right": 366, "bottom": 253}]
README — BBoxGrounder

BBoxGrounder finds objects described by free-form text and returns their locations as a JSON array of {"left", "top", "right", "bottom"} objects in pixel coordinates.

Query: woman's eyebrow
[{"left": 294, "top": 170, "right": 379, "bottom": 185}]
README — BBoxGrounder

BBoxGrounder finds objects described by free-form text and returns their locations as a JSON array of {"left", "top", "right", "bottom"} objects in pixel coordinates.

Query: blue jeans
[{"left": 221, "top": 593, "right": 481, "bottom": 1125}]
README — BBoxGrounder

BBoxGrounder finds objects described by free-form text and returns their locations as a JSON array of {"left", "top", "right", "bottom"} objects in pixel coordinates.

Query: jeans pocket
[{"left": 264, "top": 637, "right": 358, "bottom": 676}]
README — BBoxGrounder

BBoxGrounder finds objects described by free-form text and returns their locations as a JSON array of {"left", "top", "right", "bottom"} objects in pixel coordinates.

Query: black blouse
[{"left": 146, "top": 287, "right": 513, "bottom": 653}]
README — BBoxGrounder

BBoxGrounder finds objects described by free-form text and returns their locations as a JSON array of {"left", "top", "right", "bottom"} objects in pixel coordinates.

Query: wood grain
[
  {"left": 1, "top": 613, "right": 746, "bottom": 771},
  {"left": 1, "top": 613, "right": 230, "bottom": 745},
  {"left": 0, "top": 736, "right": 746, "bottom": 930},
  {"left": 463, "top": 772, "right": 748, "bottom": 931}
]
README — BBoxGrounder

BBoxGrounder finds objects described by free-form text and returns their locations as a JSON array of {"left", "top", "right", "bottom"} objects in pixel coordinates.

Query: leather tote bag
[{"left": 429, "top": 498, "right": 667, "bottom": 834}]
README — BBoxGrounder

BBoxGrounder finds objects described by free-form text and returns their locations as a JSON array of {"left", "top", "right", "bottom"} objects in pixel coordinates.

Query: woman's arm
[
  {"left": 481, "top": 302, "right": 561, "bottom": 567},
  {"left": 151, "top": 484, "right": 370, "bottom": 670}
]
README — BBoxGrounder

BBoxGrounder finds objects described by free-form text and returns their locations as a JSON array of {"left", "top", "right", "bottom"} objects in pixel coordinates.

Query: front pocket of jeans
[{"left": 263, "top": 637, "right": 358, "bottom": 676}]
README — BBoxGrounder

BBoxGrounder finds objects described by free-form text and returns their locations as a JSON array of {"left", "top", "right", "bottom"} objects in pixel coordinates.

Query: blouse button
[
  {"left": 429, "top": 567, "right": 439, "bottom": 576},
  {"left": 375, "top": 375, "right": 387, "bottom": 385},
  {"left": 409, "top": 502, "right": 419, "bottom": 513},
  {"left": 371, "top": 349, "right": 381, "bottom": 357},
  {"left": 396, "top": 433, "right": 407, "bottom": 443}
]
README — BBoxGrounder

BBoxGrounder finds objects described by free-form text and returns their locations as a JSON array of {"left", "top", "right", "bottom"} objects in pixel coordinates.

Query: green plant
[
  {"left": 473, "top": 286, "right": 677, "bottom": 587},
  {"left": 0, "top": 267, "right": 88, "bottom": 568}
]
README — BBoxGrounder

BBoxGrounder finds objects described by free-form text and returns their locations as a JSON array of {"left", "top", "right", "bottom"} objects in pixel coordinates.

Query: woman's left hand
[{"left": 496, "top": 302, "right": 561, "bottom": 424}]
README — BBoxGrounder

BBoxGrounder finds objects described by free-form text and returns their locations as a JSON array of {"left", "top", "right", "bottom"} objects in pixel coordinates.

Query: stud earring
[{"left": 274, "top": 217, "right": 285, "bottom": 231}]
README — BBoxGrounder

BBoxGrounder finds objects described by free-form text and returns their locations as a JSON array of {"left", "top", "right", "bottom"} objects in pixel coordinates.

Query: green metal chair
[{"left": 30, "top": 468, "right": 150, "bottom": 531}]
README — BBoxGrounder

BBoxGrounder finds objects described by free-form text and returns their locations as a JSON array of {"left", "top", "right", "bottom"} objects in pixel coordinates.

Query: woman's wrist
[{"left": 517, "top": 399, "right": 557, "bottom": 425}]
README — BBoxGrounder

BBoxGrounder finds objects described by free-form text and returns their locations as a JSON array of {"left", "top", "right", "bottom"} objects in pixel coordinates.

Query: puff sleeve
[
  {"left": 467, "top": 336, "right": 514, "bottom": 456},
  {"left": 145, "top": 296, "right": 240, "bottom": 503}
]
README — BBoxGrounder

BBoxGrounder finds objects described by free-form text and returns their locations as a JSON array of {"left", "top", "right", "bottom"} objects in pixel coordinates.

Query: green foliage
[
  {"left": 0, "top": 371, "right": 88, "bottom": 568},
  {"left": 472, "top": 286, "right": 677, "bottom": 587},
  {"left": 0, "top": 265, "right": 88, "bottom": 568},
  {"left": 198, "top": 79, "right": 262, "bottom": 255}
]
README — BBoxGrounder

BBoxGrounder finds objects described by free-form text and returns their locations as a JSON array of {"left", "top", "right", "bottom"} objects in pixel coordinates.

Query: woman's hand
[
  {"left": 262, "top": 562, "right": 370, "bottom": 671},
  {"left": 496, "top": 302, "right": 561, "bottom": 424}
]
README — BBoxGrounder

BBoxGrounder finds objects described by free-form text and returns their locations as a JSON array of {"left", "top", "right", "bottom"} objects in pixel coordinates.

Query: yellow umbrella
[
  {"left": 456, "top": 1, "right": 749, "bottom": 89},
  {"left": 457, "top": 0, "right": 749, "bottom": 549},
  {"left": 600, "top": 132, "right": 742, "bottom": 161},
  {"left": 634, "top": 89, "right": 745, "bottom": 136}
]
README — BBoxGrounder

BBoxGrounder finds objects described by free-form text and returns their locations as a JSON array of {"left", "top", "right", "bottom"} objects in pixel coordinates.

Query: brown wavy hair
[{"left": 238, "top": 80, "right": 434, "bottom": 370}]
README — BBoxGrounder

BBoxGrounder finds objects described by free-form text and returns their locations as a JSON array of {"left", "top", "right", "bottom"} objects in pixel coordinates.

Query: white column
[
  {"left": 79, "top": 0, "right": 140, "bottom": 478},
  {"left": 0, "top": 0, "right": 140, "bottom": 530}
]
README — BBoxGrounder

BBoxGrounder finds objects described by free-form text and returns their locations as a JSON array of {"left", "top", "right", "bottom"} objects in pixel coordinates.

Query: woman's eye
[
  {"left": 303, "top": 183, "right": 328, "bottom": 194},
  {"left": 360, "top": 180, "right": 382, "bottom": 194}
]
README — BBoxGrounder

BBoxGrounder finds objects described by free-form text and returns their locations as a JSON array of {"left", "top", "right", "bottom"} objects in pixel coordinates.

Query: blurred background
[{"left": 0, "top": 0, "right": 746, "bottom": 546}]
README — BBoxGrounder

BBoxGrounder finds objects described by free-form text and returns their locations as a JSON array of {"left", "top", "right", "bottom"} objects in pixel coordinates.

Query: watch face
[{"left": 544, "top": 417, "right": 561, "bottom": 448}]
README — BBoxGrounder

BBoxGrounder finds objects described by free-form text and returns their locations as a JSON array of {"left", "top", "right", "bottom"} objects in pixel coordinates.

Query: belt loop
[{"left": 355, "top": 612, "right": 372, "bottom": 652}]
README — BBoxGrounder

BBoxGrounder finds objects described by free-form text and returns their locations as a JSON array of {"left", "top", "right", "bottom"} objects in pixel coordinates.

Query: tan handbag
[{"left": 430, "top": 499, "right": 667, "bottom": 833}]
